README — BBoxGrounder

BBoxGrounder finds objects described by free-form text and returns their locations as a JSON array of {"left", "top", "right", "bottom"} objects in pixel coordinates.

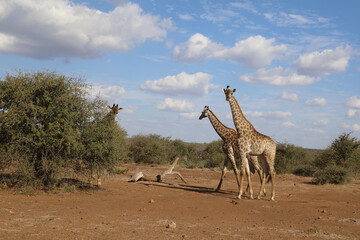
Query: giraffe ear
[
  {"left": 233, "top": 89, "right": 236, "bottom": 93},
  {"left": 222, "top": 88, "right": 226, "bottom": 93}
]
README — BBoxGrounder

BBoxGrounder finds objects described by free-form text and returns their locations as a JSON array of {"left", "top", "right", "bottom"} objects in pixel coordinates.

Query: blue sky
[{"left": 1, "top": 0, "right": 359, "bottom": 149}]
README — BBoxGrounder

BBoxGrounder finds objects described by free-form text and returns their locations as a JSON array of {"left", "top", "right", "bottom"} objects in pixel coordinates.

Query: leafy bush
[
  {"left": 0, "top": 71, "right": 127, "bottom": 189},
  {"left": 127, "top": 134, "right": 172, "bottom": 165},
  {"left": 127, "top": 134, "right": 199, "bottom": 166},
  {"left": 0, "top": 71, "right": 90, "bottom": 187},
  {"left": 275, "top": 142, "right": 310, "bottom": 174},
  {"left": 80, "top": 100, "right": 128, "bottom": 180},
  {"left": 330, "top": 133, "right": 359, "bottom": 166},
  {"left": 200, "top": 140, "right": 225, "bottom": 168},
  {"left": 347, "top": 146, "right": 360, "bottom": 179},
  {"left": 313, "top": 149, "right": 336, "bottom": 169},
  {"left": 313, "top": 165, "right": 350, "bottom": 185},
  {"left": 312, "top": 133, "right": 359, "bottom": 184},
  {"left": 293, "top": 164, "right": 315, "bottom": 177}
]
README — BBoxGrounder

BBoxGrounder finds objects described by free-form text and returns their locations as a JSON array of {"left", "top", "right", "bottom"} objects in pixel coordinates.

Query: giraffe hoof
[
  {"left": 215, "top": 188, "right": 220, "bottom": 192},
  {"left": 269, "top": 197, "right": 275, "bottom": 201},
  {"left": 256, "top": 195, "right": 261, "bottom": 200},
  {"left": 249, "top": 196, "right": 253, "bottom": 200},
  {"left": 236, "top": 196, "right": 241, "bottom": 200}
]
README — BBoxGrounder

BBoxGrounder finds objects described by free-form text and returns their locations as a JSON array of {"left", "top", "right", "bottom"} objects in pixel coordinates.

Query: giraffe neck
[
  {"left": 207, "top": 110, "right": 230, "bottom": 140},
  {"left": 228, "top": 96, "right": 252, "bottom": 132}
]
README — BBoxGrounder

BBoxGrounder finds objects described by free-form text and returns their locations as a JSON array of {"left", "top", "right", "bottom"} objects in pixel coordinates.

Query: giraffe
[
  {"left": 107, "top": 104, "right": 123, "bottom": 120},
  {"left": 223, "top": 86, "right": 276, "bottom": 201},
  {"left": 199, "top": 106, "right": 265, "bottom": 198},
  {"left": 93, "top": 104, "right": 122, "bottom": 187}
]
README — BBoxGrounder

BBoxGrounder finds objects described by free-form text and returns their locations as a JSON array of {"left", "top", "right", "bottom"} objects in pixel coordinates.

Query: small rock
[
  {"left": 149, "top": 199, "right": 155, "bottom": 204},
  {"left": 182, "top": 234, "right": 187, "bottom": 239},
  {"left": 166, "top": 220, "right": 176, "bottom": 229},
  {"left": 320, "top": 209, "right": 326, "bottom": 213}
]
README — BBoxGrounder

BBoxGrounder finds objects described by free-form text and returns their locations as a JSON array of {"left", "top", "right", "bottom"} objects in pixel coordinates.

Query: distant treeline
[{"left": 0, "top": 71, "right": 359, "bottom": 193}]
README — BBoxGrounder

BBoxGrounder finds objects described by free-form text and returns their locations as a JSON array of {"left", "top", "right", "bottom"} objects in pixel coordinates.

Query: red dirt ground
[{"left": 1, "top": 164, "right": 359, "bottom": 240}]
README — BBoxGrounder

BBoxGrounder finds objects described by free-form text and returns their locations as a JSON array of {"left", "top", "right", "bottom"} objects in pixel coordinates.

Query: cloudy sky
[{"left": 1, "top": 0, "right": 359, "bottom": 149}]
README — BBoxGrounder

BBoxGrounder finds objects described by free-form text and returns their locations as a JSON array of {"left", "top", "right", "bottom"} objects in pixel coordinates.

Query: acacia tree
[
  {"left": 80, "top": 100, "right": 128, "bottom": 182},
  {"left": 0, "top": 71, "right": 126, "bottom": 188}
]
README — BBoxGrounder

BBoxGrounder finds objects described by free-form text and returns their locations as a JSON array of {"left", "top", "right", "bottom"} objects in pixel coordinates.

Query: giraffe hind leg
[{"left": 216, "top": 156, "right": 229, "bottom": 192}]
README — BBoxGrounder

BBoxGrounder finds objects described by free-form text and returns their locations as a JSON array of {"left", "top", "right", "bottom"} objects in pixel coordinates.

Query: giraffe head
[
  {"left": 109, "top": 104, "right": 123, "bottom": 115},
  {"left": 199, "top": 106, "right": 210, "bottom": 120},
  {"left": 222, "top": 85, "right": 236, "bottom": 101}
]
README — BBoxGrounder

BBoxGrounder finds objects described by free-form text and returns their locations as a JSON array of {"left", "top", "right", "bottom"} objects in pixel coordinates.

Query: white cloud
[
  {"left": 178, "top": 14, "right": 195, "bottom": 21},
  {"left": 156, "top": 98, "right": 194, "bottom": 112},
  {"left": 172, "top": 34, "right": 286, "bottom": 68},
  {"left": 200, "top": 5, "right": 238, "bottom": 24},
  {"left": 280, "top": 91, "right": 299, "bottom": 102},
  {"left": 141, "top": 72, "right": 217, "bottom": 96},
  {"left": 283, "top": 121, "right": 297, "bottom": 128},
  {"left": 172, "top": 33, "right": 223, "bottom": 63},
  {"left": 245, "top": 111, "right": 292, "bottom": 119},
  {"left": 305, "top": 128, "right": 325, "bottom": 134},
  {"left": 347, "top": 109, "right": 360, "bottom": 120},
  {"left": 264, "top": 11, "right": 329, "bottom": 27},
  {"left": 305, "top": 98, "right": 327, "bottom": 106},
  {"left": 239, "top": 67, "right": 319, "bottom": 86},
  {"left": 230, "top": 1, "right": 258, "bottom": 14},
  {"left": 214, "top": 35, "right": 287, "bottom": 68},
  {"left": 180, "top": 112, "right": 198, "bottom": 119},
  {"left": 341, "top": 123, "right": 360, "bottom": 132},
  {"left": 293, "top": 45, "right": 352, "bottom": 76},
  {"left": 0, "top": 0, "right": 173, "bottom": 59},
  {"left": 88, "top": 85, "right": 125, "bottom": 103},
  {"left": 313, "top": 119, "right": 329, "bottom": 126},
  {"left": 343, "top": 96, "right": 360, "bottom": 109}
]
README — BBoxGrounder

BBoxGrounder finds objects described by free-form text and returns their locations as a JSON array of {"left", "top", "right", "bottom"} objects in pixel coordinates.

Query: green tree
[
  {"left": 0, "top": 71, "right": 127, "bottom": 189},
  {"left": 80, "top": 100, "right": 127, "bottom": 180},
  {"left": 312, "top": 133, "right": 360, "bottom": 184},
  {"left": 275, "top": 142, "right": 309, "bottom": 174},
  {"left": 330, "top": 132, "right": 360, "bottom": 166},
  {"left": 128, "top": 134, "right": 171, "bottom": 165},
  {"left": 200, "top": 140, "right": 224, "bottom": 168}
]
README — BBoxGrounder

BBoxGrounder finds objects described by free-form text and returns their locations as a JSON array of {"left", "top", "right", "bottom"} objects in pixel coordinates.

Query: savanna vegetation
[{"left": 0, "top": 71, "right": 359, "bottom": 194}]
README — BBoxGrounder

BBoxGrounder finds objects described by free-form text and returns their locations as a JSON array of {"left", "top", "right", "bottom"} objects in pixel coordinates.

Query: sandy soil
[{"left": 1, "top": 164, "right": 359, "bottom": 240}]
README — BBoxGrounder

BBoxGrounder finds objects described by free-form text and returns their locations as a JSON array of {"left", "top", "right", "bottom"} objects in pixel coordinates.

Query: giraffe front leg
[
  {"left": 238, "top": 169, "right": 244, "bottom": 199},
  {"left": 256, "top": 171, "right": 266, "bottom": 199},
  {"left": 216, "top": 156, "right": 228, "bottom": 192},
  {"left": 227, "top": 152, "right": 241, "bottom": 199},
  {"left": 244, "top": 164, "right": 253, "bottom": 199}
]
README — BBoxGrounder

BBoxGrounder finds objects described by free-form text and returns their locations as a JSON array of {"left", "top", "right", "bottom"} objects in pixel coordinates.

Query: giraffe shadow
[{"left": 138, "top": 181, "right": 242, "bottom": 199}]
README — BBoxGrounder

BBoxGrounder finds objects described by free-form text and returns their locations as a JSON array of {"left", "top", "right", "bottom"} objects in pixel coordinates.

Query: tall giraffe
[
  {"left": 223, "top": 86, "right": 276, "bottom": 201},
  {"left": 93, "top": 104, "right": 122, "bottom": 187},
  {"left": 199, "top": 106, "right": 265, "bottom": 198}
]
